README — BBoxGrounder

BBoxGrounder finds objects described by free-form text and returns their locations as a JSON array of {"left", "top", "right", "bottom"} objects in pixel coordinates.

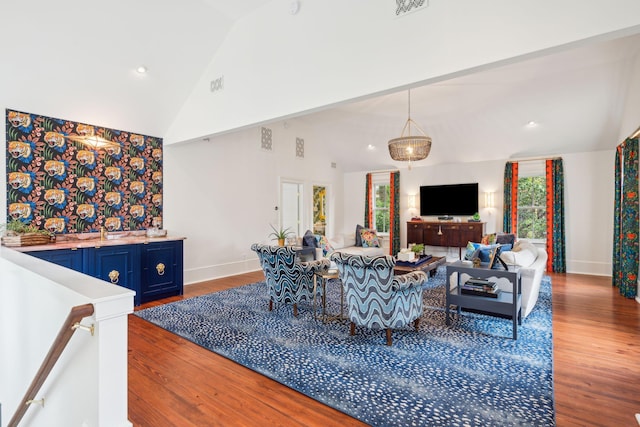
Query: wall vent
[
  {"left": 296, "top": 138, "right": 304, "bottom": 158},
  {"left": 395, "top": 0, "right": 428, "bottom": 16},
  {"left": 261, "top": 127, "right": 273, "bottom": 151},
  {"left": 210, "top": 75, "right": 224, "bottom": 92},
  {"left": 331, "top": 162, "right": 337, "bottom": 169}
]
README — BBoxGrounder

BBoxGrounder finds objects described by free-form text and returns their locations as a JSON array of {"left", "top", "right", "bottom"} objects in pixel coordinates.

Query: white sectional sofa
[
  {"left": 498, "top": 239, "right": 548, "bottom": 318},
  {"left": 314, "top": 232, "right": 385, "bottom": 260},
  {"left": 303, "top": 230, "right": 386, "bottom": 266},
  {"left": 451, "top": 239, "right": 547, "bottom": 319}
]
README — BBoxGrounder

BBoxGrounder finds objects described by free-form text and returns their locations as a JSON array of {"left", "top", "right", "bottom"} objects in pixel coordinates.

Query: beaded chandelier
[{"left": 388, "top": 89, "right": 432, "bottom": 169}]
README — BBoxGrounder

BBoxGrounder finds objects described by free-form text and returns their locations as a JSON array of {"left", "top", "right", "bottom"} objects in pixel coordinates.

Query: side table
[
  {"left": 313, "top": 269, "right": 344, "bottom": 323},
  {"left": 445, "top": 261, "right": 522, "bottom": 339}
]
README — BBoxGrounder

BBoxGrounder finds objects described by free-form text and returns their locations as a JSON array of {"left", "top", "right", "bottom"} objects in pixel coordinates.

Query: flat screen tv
[{"left": 419, "top": 183, "right": 479, "bottom": 217}]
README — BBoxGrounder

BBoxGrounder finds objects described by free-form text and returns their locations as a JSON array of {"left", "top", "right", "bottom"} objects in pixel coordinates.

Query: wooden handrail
[{"left": 9, "top": 303, "right": 95, "bottom": 427}]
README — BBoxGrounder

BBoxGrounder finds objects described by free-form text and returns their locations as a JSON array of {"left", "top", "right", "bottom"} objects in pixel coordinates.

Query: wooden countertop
[{"left": 9, "top": 232, "right": 186, "bottom": 252}]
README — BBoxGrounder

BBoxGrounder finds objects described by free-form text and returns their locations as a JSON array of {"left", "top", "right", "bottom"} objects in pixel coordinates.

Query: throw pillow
[
  {"left": 501, "top": 240, "right": 537, "bottom": 266},
  {"left": 355, "top": 224, "right": 365, "bottom": 246},
  {"left": 317, "top": 235, "right": 335, "bottom": 257},
  {"left": 481, "top": 233, "right": 497, "bottom": 245},
  {"left": 496, "top": 233, "right": 516, "bottom": 246},
  {"left": 464, "top": 242, "right": 478, "bottom": 260},
  {"left": 360, "top": 228, "right": 381, "bottom": 248},
  {"left": 465, "top": 242, "right": 499, "bottom": 262},
  {"left": 303, "top": 230, "right": 318, "bottom": 248}
]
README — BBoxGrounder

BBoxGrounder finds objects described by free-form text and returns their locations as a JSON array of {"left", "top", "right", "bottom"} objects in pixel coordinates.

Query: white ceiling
[
  {"left": 292, "top": 32, "right": 640, "bottom": 172},
  {"left": 1, "top": 1, "right": 639, "bottom": 173}
]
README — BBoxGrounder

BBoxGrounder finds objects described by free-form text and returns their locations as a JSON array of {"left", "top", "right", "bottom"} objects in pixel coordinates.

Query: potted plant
[
  {"left": 1, "top": 219, "right": 55, "bottom": 247},
  {"left": 269, "top": 225, "right": 293, "bottom": 246},
  {"left": 411, "top": 243, "right": 424, "bottom": 258}
]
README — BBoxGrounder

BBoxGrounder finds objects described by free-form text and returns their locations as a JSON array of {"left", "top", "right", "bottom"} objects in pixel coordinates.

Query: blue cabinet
[
  {"left": 25, "top": 248, "right": 84, "bottom": 271},
  {"left": 85, "top": 245, "right": 141, "bottom": 306},
  {"left": 23, "top": 239, "right": 183, "bottom": 306},
  {"left": 141, "top": 240, "right": 184, "bottom": 303}
]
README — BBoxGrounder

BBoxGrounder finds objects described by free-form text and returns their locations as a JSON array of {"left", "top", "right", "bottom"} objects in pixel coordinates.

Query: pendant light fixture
[{"left": 388, "top": 89, "right": 432, "bottom": 170}]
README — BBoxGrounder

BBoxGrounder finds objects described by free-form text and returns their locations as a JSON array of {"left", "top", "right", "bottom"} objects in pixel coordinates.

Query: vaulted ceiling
[{"left": 2, "top": 1, "right": 639, "bottom": 172}]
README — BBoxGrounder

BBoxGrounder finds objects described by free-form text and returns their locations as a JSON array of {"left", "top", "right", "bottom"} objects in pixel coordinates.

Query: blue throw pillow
[
  {"left": 303, "top": 230, "right": 317, "bottom": 248},
  {"left": 465, "top": 242, "right": 499, "bottom": 262}
]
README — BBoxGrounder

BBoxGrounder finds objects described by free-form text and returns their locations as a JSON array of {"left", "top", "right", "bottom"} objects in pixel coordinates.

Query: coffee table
[{"left": 394, "top": 255, "right": 445, "bottom": 277}]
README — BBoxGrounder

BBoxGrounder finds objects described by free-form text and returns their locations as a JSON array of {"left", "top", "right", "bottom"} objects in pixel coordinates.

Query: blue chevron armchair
[
  {"left": 251, "top": 243, "right": 330, "bottom": 316},
  {"left": 330, "top": 252, "right": 427, "bottom": 345}
]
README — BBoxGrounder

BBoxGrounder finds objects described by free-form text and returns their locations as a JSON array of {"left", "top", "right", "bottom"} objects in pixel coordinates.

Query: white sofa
[
  {"left": 498, "top": 240, "right": 548, "bottom": 318},
  {"left": 314, "top": 233, "right": 385, "bottom": 262},
  {"left": 450, "top": 239, "right": 547, "bottom": 319}
]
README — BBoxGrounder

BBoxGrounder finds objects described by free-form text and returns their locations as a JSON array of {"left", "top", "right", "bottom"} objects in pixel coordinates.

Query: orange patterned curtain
[
  {"left": 390, "top": 171, "right": 400, "bottom": 256},
  {"left": 364, "top": 173, "right": 373, "bottom": 228},
  {"left": 545, "top": 159, "right": 566, "bottom": 272}
]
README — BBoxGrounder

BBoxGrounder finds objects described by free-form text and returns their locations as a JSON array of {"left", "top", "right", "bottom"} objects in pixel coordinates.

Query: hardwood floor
[{"left": 129, "top": 271, "right": 640, "bottom": 426}]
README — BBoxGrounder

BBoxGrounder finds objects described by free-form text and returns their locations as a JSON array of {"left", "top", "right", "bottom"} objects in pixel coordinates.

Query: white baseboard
[
  {"left": 185, "top": 258, "right": 261, "bottom": 285},
  {"left": 566, "top": 260, "right": 611, "bottom": 276}
]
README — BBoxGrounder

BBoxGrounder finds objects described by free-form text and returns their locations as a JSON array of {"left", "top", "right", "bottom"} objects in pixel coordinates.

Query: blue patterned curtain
[
  {"left": 545, "top": 159, "right": 566, "bottom": 273},
  {"left": 390, "top": 171, "right": 400, "bottom": 256},
  {"left": 503, "top": 162, "right": 518, "bottom": 233},
  {"left": 613, "top": 138, "right": 639, "bottom": 298}
]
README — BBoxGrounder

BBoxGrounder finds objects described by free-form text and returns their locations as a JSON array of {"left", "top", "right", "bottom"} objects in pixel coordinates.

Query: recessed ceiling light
[
  {"left": 526, "top": 120, "right": 538, "bottom": 128},
  {"left": 136, "top": 65, "right": 148, "bottom": 74},
  {"left": 367, "top": 144, "right": 376, "bottom": 150}
]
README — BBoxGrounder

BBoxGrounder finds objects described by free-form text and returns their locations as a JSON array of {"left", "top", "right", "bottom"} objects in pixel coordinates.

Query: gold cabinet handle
[
  {"left": 108, "top": 270, "right": 120, "bottom": 284},
  {"left": 156, "top": 263, "right": 165, "bottom": 276}
]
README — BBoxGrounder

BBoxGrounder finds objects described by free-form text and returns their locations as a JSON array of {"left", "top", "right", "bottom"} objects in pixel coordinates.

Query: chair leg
[
  {"left": 414, "top": 317, "right": 420, "bottom": 330},
  {"left": 293, "top": 303, "right": 298, "bottom": 317},
  {"left": 350, "top": 322, "right": 355, "bottom": 336},
  {"left": 386, "top": 329, "right": 392, "bottom": 346},
  {"left": 269, "top": 300, "right": 273, "bottom": 311}
]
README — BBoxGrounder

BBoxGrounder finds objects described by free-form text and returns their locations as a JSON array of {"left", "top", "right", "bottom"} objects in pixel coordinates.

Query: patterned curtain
[
  {"left": 390, "top": 171, "right": 400, "bottom": 256},
  {"left": 503, "top": 162, "right": 519, "bottom": 233},
  {"left": 364, "top": 173, "right": 372, "bottom": 228},
  {"left": 612, "top": 138, "right": 639, "bottom": 298},
  {"left": 545, "top": 159, "right": 566, "bottom": 273}
]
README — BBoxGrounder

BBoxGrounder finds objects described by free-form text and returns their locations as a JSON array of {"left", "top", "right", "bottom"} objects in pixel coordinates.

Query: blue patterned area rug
[{"left": 136, "top": 268, "right": 555, "bottom": 426}]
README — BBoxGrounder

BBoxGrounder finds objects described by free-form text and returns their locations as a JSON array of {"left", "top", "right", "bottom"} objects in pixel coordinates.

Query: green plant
[
  {"left": 1, "top": 219, "right": 51, "bottom": 236},
  {"left": 411, "top": 243, "right": 424, "bottom": 255},
  {"left": 269, "top": 225, "right": 293, "bottom": 241}
]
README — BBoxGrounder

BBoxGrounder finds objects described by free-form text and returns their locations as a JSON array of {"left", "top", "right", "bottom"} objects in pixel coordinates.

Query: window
[
  {"left": 517, "top": 176, "right": 546, "bottom": 240},
  {"left": 373, "top": 183, "right": 390, "bottom": 234}
]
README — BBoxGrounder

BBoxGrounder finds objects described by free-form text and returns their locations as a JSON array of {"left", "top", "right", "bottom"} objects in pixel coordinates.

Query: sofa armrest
[{"left": 392, "top": 271, "right": 427, "bottom": 292}]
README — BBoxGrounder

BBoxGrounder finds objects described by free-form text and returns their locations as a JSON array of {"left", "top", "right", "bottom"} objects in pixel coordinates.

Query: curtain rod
[
  {"left": 507, "top": 155, "right": 562, "bottom": 163},
  {"left": 628, "top": 125, "right": 640, "bottom": 140},
  {"left": 368, "top": 169, "right": 400, "bottom": 174}
]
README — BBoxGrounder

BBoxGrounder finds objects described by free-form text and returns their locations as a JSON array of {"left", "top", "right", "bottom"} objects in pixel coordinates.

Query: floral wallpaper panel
[{"left": 6, "top": 109, "right": 163, "bottom": 234}]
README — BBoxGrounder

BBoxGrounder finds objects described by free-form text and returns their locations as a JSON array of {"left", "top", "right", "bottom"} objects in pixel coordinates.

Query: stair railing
[{"left": 8, "top": 303, "right": 95, "bottom": 427}]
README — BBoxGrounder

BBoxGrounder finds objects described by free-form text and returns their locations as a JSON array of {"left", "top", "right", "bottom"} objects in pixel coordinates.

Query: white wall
[
  {"left": 344, "top": 151, "right": 614, "bottom": 276},
  {"left": 617, "top": 52, "right": 640, "bottom": 141},
  {"left": 0, "top": 248, "right": 133, "bottom": 427},
  {"left": 165, "top": 0, "right": 640, "bottom": 144},
  {"left": 163, "top": 119, "right": 344, "bottom": 284}
]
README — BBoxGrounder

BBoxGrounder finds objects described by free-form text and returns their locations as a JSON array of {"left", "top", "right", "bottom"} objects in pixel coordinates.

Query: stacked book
[{"left": 461, "top": 278, "right": 500, "bottom": 298}]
